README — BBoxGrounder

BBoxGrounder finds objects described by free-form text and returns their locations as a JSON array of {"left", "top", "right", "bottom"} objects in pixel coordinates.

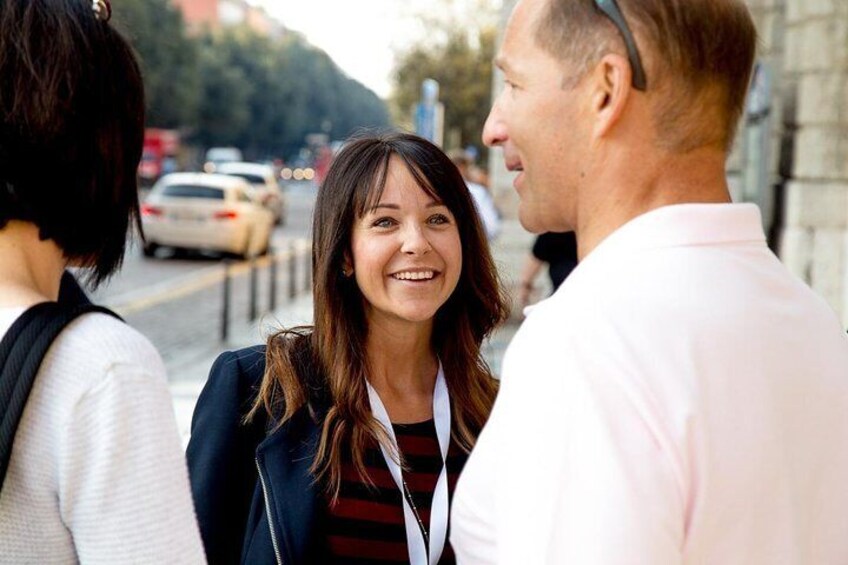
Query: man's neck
[
  {"left": 0, "top": 221, "right": 66, "bottom": 307},
  {"left": 576, "top": 146, "right": 731, "bottom": 260}
]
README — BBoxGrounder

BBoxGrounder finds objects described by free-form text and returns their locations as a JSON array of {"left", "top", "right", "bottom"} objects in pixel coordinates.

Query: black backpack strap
[{"left": 0, "top": 302, "right": 121, "bottom": 491}]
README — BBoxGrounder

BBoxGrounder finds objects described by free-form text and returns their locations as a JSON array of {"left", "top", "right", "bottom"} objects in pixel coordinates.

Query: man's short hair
[
  {"left": 0, "top": 0, "right": 145, "bottom": 287},
  {"left": 535, "top": 0, "right": 757, "bottom": 152}
]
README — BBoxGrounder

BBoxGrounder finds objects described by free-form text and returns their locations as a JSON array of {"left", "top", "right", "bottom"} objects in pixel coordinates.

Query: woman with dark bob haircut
[
  {"left": 188, "top": 132, "right": 509, "bottom": 564},
  {"left": 0, "top": 0, "right": 204, "bottom": 561}
]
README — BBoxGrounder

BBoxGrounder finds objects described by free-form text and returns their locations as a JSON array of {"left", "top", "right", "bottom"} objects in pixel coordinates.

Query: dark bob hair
[
  {"left": 256, "top": 131, "right": 510, "bottom": 498},
  {"left": 0, "top": 0, "right": 145, "bottom": 286}
]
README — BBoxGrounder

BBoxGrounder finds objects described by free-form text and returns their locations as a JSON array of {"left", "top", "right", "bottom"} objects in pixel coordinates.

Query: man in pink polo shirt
[{"left": 450, "top": 0, "right": 848, "bottom": 563}]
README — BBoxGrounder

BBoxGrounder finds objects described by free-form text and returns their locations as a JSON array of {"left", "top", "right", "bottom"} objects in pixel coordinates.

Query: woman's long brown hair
[{"left": 251, "top": 132, "right": 509, "bottom": 500}]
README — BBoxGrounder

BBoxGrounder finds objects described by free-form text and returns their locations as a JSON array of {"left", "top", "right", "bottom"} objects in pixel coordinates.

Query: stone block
[
  {"left": 810, "top": 228, "right": 847, "bottom": 316},
  {"left": 756, "top": 11, "right": 783, "bottom": 55},
  {"left": 783, "top": 18, "right": 848, "bottom": 72},
  {"left": 797, "top": 73, "right": 847, "bottom": 125},
  {"left": 782, "top": 25, "right": 805, "bottom": 73},
  {"left": 778, "top": 225, "right": 813, "bottom": 280},
  {"left": 784, "top": 0, "right": 803, "bottom": 24},
  {"left": 801, "top": 19, "right": 848, "bottom": 72},
  {"left": 802, "top": 0, "right": 845, "bottom": 18},
  {"left": 793, "top": 126, "right": 848, "bottom": 180},
  {"left": 784, "top": 180, "right": 848, "bottom": 228}
]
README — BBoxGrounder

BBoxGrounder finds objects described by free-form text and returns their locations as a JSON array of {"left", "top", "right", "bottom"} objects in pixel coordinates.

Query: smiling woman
[
  {"left": 348, "top": 156, "right": 463, "bottom": 328},
  {"left": 187, "top": 132, "right": 509, "bottom": 564}
]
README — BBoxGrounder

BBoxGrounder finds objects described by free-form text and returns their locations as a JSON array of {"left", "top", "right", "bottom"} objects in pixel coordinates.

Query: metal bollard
[
  {"left": 301, "top": 243, "right": 310, "bottom": 293},
  {"left": 221, "top": 260, "right": 231, "bottom": 343},
  {"left": 288, "top": 242, "right": 297, "bottom": 301},
  {"left": 269, "top": 248, "right": 277, "bottom": 312},
  {"left": 248, "top": 257, "right": 258, "bottom": 321}
]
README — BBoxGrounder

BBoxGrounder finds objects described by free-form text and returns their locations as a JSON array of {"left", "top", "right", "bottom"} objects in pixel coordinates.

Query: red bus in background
[
  {"left": 139, "top": 129, "right": 180, "bottom": 186},
  {"left": 313, "top": 145, "right": 333, "bottom": 186}
]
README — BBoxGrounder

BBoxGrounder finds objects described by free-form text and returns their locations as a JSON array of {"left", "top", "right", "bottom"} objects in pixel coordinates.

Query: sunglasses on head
[{"left": 593, "top": 0, "right": 647, "bottom": 91}]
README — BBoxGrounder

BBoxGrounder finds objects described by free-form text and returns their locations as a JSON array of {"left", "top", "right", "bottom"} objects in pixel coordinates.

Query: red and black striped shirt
[{"left": 325, "top": 419, "right": 468, "bottom": 564}]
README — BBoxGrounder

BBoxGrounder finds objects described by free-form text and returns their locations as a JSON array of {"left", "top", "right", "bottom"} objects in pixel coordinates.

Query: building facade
[
  {"left": 490, "top": 0, "right": 848, "bottom": 326},
  {"left": 169, "top": 0, "right": 285, "bottom": 37}
]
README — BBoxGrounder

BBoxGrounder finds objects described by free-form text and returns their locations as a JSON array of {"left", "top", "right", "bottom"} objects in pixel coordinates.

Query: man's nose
[{"left": 482, "top": 104, "right": 507, "bottom": 147}]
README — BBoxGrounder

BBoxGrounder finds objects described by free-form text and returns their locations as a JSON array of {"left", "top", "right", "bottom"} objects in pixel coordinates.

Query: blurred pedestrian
[
  {"left": 451, "top": 0, "right": 848, "bottom": 563},
  {"left": 449, "top": 150, "right": 501, "bottom": 240},
  {"left": 0, "top": 0, "right": 204, "bottom": 562},
  {"left": 517, "top": 231, "right": 578, "bottom": 309},
  {"left": 187, "top": 132, "right": 508, "bottom": 564}
]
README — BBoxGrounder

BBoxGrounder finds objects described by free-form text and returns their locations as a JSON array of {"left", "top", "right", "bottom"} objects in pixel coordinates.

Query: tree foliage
[
  {"left": 112, "top": 0, "right": 200, "bottom": 128},
  {"left": 392, "top": 18, "right": 497, "bottom": 161},
  {"left": 112, "top": 0, "right": 391, "bottom": 160}
]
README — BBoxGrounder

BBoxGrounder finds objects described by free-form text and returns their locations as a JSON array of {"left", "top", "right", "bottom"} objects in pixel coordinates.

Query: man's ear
[{"left": 590, "top": 53, "right": 632, "bottom": 140}]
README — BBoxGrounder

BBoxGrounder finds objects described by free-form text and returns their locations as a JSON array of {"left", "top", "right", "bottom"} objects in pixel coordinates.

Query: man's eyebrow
[{"left": 494, "top": 55, "right": 513, "bottom": 74}]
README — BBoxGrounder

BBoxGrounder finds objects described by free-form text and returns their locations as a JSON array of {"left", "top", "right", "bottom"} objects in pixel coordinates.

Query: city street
[{"left": 87, "top": 180, "right": 318, "bottom": 372}]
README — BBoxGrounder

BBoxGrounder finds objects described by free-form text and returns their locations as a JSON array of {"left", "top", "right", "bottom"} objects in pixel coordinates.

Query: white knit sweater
[{"left": 0, "top": 307, "right": 206, "bottom": 564}]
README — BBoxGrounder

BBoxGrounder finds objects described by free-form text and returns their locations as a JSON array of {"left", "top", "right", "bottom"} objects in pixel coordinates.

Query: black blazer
[{"left": 186, "top": 345, "right": 330, "bottom": 564}]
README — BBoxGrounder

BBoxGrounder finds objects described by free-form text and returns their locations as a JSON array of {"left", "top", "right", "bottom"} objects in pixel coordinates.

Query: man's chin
[
  {"left": 518, "top": 204, "right": 574, "bottom": 234},
  {"left": 517, "top": 206, "right": 546, "bottom": 234}
]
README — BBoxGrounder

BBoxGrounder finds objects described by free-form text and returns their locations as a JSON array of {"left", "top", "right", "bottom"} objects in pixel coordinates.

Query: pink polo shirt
[{"left": 451, "top": 204, "right": 848, "bottom": 564}]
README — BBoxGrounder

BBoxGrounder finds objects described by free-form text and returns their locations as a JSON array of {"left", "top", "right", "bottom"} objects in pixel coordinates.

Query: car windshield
[
  {"left": 161, "top": 184, "right": 225, "bottom": 200},
  {"left": 221, "top": 172, "right": 265, "bottom": 186}
]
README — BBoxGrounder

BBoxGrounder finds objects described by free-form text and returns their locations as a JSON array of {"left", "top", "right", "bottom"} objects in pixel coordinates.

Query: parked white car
[
  {"left": 141, "top": 173, "right": 274, "bottom": 259},
  {"left": 203, "top": 147, "right": 243, "bottom": 173},
  {"left": 215, "top": 161, "right": 286, "bottom": 224}
]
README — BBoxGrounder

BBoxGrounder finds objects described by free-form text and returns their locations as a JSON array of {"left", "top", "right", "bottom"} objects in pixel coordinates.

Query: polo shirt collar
[{"left": 586, "top": 203, "right": 765, "bottom": 261}]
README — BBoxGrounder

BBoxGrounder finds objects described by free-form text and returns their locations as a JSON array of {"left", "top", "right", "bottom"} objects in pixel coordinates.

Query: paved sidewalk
[
  {"left": 167, "top": 218, "right": 536, "bottom": 444},
  {"left": 168, "top": 293, "right": 313, "bottom": 444}
]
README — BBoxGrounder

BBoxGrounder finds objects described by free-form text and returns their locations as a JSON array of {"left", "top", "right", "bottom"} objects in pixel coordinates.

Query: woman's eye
[
  {"left": 372, "top": 217, "right": 396, "bottom": 228},
  {"left": 428, "top": 214, "right": 451, "bottom": 225}
]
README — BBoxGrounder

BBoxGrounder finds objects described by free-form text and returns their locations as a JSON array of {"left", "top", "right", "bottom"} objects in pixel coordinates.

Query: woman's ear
[{"left": 341, "top": 253, "right": 353, "bottom": 277}]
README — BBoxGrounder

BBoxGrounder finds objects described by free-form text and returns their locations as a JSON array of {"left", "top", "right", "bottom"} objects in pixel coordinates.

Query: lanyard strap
[{"left": 367, "top": 365, "right": 450, "bottom": 565}]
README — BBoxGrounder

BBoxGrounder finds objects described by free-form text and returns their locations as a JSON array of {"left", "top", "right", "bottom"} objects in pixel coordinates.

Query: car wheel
[
  {"left": 236, "top": 232, "right": 252, "bottom": 260},
  {"left": 259, "top": 235, "right": 271, "bottom": 256},
  {"left": 142, "top": 242, "right": 158, "bottom": 258}
]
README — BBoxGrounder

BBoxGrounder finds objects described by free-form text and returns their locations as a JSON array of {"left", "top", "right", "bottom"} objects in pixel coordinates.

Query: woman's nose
[{"left": 400, "top": 225, "right": 432, "bottom": 255}]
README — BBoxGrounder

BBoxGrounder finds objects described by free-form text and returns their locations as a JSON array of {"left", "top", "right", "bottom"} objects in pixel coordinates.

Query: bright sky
[{"left": 255, "top": 0, "right": 502, "bottom": 99}]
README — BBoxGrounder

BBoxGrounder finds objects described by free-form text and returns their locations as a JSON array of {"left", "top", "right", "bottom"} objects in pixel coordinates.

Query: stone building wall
[{"left": 777, "top": 0, "right": 848, "bottom": 326}]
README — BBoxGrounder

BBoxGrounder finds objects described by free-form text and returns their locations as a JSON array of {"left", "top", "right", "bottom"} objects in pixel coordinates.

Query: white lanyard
[{"left": 367, "top": 365, "right": 450, "bottom": 565}]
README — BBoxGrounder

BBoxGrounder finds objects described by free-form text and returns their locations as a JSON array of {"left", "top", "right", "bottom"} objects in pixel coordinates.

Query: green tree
[
  {"left": 392, "top": 25, "right": 496, "bottom": 162},
  {"left": 191, "top": 28, "right": 390, "bottom": 160},
  {"left": 112, "top": 0, "right": 199, "bottom": 128},
  {"left": 114, "top": 0, "right": 390, "bottom": 160},
  {"left": 194, "top": 37, "right": 253, "bottom": 147}
]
